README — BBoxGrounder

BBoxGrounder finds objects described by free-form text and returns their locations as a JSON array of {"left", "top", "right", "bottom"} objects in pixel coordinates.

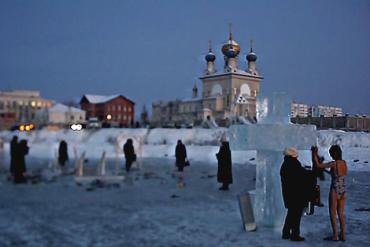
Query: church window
[
  {"left": 211, "top": 84, "right": 222, "bottom": 96},
  {"left": 240, "top": 84, "right": 251, "bottom": 96}
]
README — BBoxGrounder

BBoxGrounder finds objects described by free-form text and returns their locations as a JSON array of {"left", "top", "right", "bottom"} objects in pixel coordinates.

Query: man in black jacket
[{"left": 280, "top": 147, "right": 310, "bottom": 242}]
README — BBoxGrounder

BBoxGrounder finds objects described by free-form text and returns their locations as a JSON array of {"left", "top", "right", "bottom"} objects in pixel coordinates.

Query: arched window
[
  {"left": 211, "top": 84, "right": 223, "bottom": 96},
  {"left": 240, "top": 84, "right": 251, "bottom": 96}
]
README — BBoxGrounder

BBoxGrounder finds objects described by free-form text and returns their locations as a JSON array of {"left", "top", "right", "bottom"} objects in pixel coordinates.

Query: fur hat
[{"left": 284, "top": 147, "right": 298, "bottom": 158}]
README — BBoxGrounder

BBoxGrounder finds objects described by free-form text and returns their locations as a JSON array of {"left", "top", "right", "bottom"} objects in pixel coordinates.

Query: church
[{"left": 151, "top": 28, "right": 263, "bottom": 127}]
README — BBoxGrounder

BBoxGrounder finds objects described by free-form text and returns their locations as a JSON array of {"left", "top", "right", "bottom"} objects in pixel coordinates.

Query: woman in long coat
[
  {"left": 10, "top": 135, "right": 18, "bottom": 177},
  {"left": 175, "top": 140, "right": 187, "bottom": 172},
  {"left": 58, "top": 140, "right": 69, "bottom": 167},
  {"left": 123, "top": 139, "right": 136, "bottom": 172},
  {"left": 13, "top": 139, "right": 29, "bottom": 183},
  {"left": 216, "top": 141, "right": 233, "bottom": 190}
]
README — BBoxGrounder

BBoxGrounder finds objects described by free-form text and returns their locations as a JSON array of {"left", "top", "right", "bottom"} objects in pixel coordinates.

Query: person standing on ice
[
  {"left": 175, "top": 140, "right": 187, "bottom": 172},
  {"left": 13, "top": 139, "right": 29, "bottom": 184},
  {"left": 312, "top": 145, "right": 347, "bottom": 242},
  {"left": 9, "top": 135, "right": 18, "bottom": 177},
  {"left": 58, "top": 140, "right": 69, "bottom": 167},
  {"left": 280, "top": 147, "right": 310, "bottom": 242},
  {"left": 123, "top": 139, "right": 136, "bottom": 172},
  {"left": 216, "top": 137, "right": 232, "bottom": 191}
]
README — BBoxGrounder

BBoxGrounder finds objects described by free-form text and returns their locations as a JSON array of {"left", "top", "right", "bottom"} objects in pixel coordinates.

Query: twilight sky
[{"left": 0, "top": 0, "right": 369, "bottom": 115}]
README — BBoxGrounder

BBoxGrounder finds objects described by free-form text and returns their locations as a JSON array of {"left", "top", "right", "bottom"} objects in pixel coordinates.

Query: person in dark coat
[
  {"left": 123, "top": 139, "right": 136, "bottom": 172},
  {"left": 13, "top": 139, "right": 29, "bottom": 184},
  {"left": 9, "top": 135, "right": 18, "bottom": 177},
  {"left": 58, "top": 140, "right": 69, "bottom": 167},
  {"left": 280, "top": 147, "right": 311, "bottom": 241},
  {"left": 216, "top": 141, "right": 232, "bottom": 191},
  {"left": 307, "top": 148, "right": 325, "bottom": 215},
  {"left": 175, "top": 140, "right": 187, "bottom": 172},
  {"left": 312, "top": 154, "right": 325, "bottom": 181}
]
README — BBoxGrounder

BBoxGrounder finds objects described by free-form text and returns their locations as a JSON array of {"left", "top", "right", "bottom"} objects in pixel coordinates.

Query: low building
[
  {"left": 80, "top": 94, "right": 135, "bottom": 127},
  {"left": 291, "top": 115, "right": 370, "bottom": 132},
  {"left": 291, "top": 102, "right": 309, "bottom": 117},
  {"left": 48, "top": 103, "right": 85, "bottom": 125},
  {"left": 310, "top": 105, "right": 343, "bottom": 117},
  {"left": 0, "top": 90, "right": 54, "bottom": 129}
]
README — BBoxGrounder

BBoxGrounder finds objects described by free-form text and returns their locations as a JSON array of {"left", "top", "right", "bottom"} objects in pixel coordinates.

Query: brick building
[{"left": 80, "top": 94, "right": 135, "bottom": 127}]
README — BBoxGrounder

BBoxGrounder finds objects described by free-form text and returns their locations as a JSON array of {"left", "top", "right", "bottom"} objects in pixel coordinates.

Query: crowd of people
[{"left": 8, "top": 134, "right": 347, "bottom": 242}]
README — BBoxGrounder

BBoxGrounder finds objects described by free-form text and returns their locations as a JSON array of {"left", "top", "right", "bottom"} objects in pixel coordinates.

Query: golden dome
[
  {"left": 222, "top": 25, "right": 240, "bottom": 56},
  {"left": 222, "top": 39, "right": 241, "bottom": 56}
]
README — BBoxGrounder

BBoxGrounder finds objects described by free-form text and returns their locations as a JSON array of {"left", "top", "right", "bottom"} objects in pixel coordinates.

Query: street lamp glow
[{"left": 107, "top": 114, "right": 112, "bottom": 120}]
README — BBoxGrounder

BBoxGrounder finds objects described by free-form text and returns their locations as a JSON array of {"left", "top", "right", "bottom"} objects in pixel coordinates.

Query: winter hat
[{"left": 284, "top": 147, "right": 298, "bottom": 158}]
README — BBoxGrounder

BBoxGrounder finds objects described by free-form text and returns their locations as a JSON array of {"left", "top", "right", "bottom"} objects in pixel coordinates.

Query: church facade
[{"left": 152, "top": 30, "right": 263, "bottom": 127}]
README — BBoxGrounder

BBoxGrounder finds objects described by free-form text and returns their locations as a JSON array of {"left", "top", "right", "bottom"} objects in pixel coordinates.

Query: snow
[
  {"left": 48, "top": 103, "right": 84, "bottom": 113},
  {"left": 0, "top": 159, "right": 369, "bottom": 246},
  {"left": 0, "top": 128, "right": 369, "bottom": 171},
  {"left": 84, "top": 94, "right": 120, "bottom": 104},
  {"left": 0, "top": 128, "right": 370, "bottom": 246}
]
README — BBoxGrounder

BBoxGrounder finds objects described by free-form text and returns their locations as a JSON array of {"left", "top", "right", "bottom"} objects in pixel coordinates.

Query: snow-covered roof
[
  {"left": 84, "top": 94, "right": 120, "bottom": 104},
  {"left": 82, "top": 94, "right": 135, "bottom": 104},
  {"left": 49, "top": 103, "right": 85, "bottom": 113}
]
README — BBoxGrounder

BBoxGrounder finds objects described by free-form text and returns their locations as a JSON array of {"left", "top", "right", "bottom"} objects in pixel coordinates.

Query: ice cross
[{"left": 229, "top": 92, "right": 317, "bottom": 228}]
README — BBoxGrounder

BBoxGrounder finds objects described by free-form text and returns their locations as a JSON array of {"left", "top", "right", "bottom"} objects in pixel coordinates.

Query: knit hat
[{"left": 284, "top": 147, "right": 298, "bottom": 158}]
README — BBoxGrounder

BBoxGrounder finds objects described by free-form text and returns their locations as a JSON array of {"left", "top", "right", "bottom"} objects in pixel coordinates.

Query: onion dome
[
  {"left": 222, "top": 27, "right": 241, "bottom": 57},
  {"left": 205, "top": 51, "right": 216, "bottom": 62},
  {"left": 225, "top": 46, "right": 238, "bottom": 58},
  {"left": 246, "top": 40, "right": 257, "bottom": 62},
  {"left": 247, "top": 48, "right": 257, "bottom": 62},
  {"left": 205, "top": 40, "right": 216, "bottom": 62}
]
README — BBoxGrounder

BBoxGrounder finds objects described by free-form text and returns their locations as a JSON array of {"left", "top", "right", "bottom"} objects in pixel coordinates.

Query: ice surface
[{"left": 0, "top": 158, "right": 370, "bottom": 246}]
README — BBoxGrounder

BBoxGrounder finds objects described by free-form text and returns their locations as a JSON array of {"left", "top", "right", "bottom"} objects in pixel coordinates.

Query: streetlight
[{"left": 107, "top": 114, "right": 112, "bottom": 120}]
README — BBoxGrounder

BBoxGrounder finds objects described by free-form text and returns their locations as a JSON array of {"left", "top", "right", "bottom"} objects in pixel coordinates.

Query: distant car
[
  {"left": 10, "top": 123, "right": 35, "bottom": 132},
  {"left": 87, "top": 117, "right": 102, "bottom": 128},
  {"left": 70, "top": 123, "right": 85, "bottom": 131}
]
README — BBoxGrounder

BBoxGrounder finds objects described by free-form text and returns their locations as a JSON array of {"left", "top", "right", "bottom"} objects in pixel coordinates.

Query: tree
[{"left": 140, "top": 105, "right": 149, "bottom": 127}]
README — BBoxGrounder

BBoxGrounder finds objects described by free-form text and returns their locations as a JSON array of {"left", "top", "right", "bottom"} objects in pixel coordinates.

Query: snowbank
[
  {"left": 318, "top": 129, "right": 370, "bottom": 148},
  {"left": 1, "top": 128, "right": 369, "bottom": 170}
]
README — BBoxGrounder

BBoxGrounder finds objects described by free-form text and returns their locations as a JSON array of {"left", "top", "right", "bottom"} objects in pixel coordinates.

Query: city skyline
[{"left": 1, "top": 0, "right": 369, "bottom": 115}]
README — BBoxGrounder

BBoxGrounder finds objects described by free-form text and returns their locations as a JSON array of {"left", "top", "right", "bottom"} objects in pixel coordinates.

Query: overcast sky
[{"left": 0, "top": 0, "right": 369, "bottom": 115}]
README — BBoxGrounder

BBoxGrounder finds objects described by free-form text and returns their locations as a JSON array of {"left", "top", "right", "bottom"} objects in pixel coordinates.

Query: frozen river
[{"left": 0, "top": 158, "right": 369, "bottom": 246}]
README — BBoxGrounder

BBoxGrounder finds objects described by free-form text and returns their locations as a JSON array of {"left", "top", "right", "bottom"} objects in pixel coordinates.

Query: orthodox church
[{"left": 152, "top": 28, "right": 263, "bottom": 127}]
